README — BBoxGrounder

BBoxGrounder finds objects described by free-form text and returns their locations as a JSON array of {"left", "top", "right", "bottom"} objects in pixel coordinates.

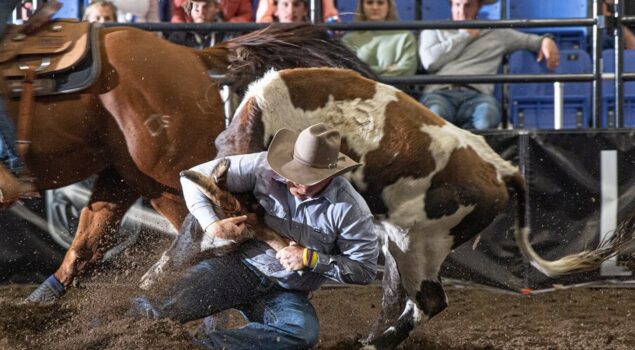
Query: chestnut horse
[
  {"left": 213, "top": 67, "right": 634, "bottom": 349},
  {"left": 1, "top": 23, "right": 374, "bottom": 302}
]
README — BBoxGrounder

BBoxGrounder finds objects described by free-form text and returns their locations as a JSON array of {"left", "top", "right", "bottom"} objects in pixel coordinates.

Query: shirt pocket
[{"left": 309, "top": 226, "right": 337, "bottom": 252}]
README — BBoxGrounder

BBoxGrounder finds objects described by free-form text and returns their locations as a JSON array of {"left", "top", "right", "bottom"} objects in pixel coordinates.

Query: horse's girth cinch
[{"left": 15, "top": 66, "right": 35, "bottom": 175}]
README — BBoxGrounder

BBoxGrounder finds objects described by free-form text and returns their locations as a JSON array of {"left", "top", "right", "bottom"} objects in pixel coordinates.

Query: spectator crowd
[{"left": 42, "top": 0, "right": 635, "bottom": 129}]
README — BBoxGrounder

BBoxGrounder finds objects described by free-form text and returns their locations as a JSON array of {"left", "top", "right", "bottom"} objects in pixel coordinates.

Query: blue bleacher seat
[
  {"left": 602, "top": 49, "right": 635, "bottom": 127},
  {"left": 337, "top": 0, "right": 416, "bottom": 22},
  {"left": 506, "top": 0, "right": 589, "bottom": 50},
  {"left": 53, "top": 0, "right": 82, "bottom": 19},
  {"left": 421, "top": 0, "right": 501, "bottom": 20},
  {"left": 508, "top": 49, "right": 592, "bottom": 129}
]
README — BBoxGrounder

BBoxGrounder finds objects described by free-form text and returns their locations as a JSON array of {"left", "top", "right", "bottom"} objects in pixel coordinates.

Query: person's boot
[{"left": 0, "top": 162, "right": 19, "bottom": 204}]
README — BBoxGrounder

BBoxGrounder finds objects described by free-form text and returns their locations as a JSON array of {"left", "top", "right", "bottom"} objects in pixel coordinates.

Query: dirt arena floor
[{"left": 2, "top": 232, "right": 635, "bottom": 350}]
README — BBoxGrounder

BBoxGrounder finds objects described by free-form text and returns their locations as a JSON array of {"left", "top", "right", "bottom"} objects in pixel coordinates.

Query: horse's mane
[{"left": 222, "top": 24, "right": 378, "bottom": 94}]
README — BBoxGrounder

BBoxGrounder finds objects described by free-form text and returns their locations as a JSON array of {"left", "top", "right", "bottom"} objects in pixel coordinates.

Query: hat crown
[{"left": 292, "top": 123, "right": 341, "bottom": 169}]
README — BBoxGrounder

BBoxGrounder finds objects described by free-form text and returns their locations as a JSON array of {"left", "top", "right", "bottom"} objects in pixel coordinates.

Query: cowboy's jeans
[
  {"left": 130, "top": 252, "right": 320, "bottom": 350},
  {"left": 420, "top": 90, "right": 502, "bottom": 130}
]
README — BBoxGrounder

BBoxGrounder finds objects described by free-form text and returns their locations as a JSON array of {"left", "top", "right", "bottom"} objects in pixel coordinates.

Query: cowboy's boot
[{"left": 0, "top": 162, "right": 19, "bottom": 205}]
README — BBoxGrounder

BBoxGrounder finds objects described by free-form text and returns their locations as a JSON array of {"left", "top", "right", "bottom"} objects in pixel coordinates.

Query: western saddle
[{"left": 0, "top": 17, "right": 101, "bottom": 196}]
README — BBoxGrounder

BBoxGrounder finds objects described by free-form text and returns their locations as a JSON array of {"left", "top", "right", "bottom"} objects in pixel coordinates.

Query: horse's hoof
[{"left": 24, "top": 275, "right": 64, "bottom": 303}]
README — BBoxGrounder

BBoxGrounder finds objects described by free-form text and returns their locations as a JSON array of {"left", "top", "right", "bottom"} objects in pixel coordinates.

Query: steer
[{"left": 210, "top": 67, "right": 633, "bottom": 349}]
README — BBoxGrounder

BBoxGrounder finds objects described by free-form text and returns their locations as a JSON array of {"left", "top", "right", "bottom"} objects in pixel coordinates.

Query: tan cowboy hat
[{"left": 267, "top": 123, "right": 360, "bottom": 186}]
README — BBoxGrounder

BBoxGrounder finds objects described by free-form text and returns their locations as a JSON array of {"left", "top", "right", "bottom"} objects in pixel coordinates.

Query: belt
[{"left": 438, "top": 84, "right": 479, "bottom": 92}]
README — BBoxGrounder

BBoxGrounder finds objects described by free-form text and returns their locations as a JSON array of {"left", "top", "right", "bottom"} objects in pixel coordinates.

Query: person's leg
[
  {"left": 420, "top": 92, "right": 457, "bottom": 124},
  {"left": 0, "top": 98, "right": 21, "bottom": 172},
  {"left": 130, "top": 252, "right": 277, "bottom": 323},
  {"left": 0, "top": 99, "right": 22, "bottom": 204},
  {"left": 456, "top": 92, "right": 502, "bottom": 130},
  {"left": 194, "top": 288, "right": 320, "bottom": 350}
]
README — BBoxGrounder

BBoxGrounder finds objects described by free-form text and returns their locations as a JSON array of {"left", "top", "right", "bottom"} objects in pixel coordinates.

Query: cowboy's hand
[
  {"left": 205, "top": 216, "right": 248, "bottom": 240},
  {"left": 537, "top": 37, "right": 560, "bottom": 70},
  {"left": 276, "top": 242, "right": 305, "bottom": 271}
]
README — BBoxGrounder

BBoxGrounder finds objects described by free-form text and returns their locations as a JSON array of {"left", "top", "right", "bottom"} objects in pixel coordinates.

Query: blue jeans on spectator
[
  {"left": 130, "top": 252, "right": 320, "bottom": 350},
  {"left": 0, "top": 98, "right": 21, "bottom": 172},
  {"left": 420, "top": 89, "right": 501, "bottom": 130}
]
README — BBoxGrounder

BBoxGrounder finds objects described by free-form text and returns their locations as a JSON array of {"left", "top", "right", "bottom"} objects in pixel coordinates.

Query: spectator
[
  {"left": 83, "top": 1, "right": 118, "bottom": 23},
  {"left": 110, "top": 0, "right": 160, "bottom": 22},
  {"left": 256, "top": 0, "right": 337, "bottom": 22},
  {"left": 169, "top": 0, "right": 224, "bottom": 48},
  {"left": 172, "top": 0, "right": 253, "bottom": 22},
  {"left": 603, "top": 0, "right": 635, "bottom": 50},
  {"left": 419, "top": 0, "right": 559, "bottom": 129},
  {"left": 20, "top": 0, "right": 34, "bottom": 21},
  {"left": 342, "top": 0, "right": 417, "bottom": 77},
  {"left": 275, "top": 0, "right": 309, "bottom": 22}
]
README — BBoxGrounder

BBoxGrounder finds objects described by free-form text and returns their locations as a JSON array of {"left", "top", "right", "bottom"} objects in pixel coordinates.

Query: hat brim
[{"left": 267, "top": 128, "right": 360, "bottom": 186}]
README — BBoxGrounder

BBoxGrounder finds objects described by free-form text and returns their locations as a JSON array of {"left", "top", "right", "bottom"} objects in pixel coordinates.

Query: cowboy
[
  {"left": 131, "top": 123, "right": 379, "bottom": 349},
  {"left": 418, "top": 0, "right": 560, "bottom": 129}
]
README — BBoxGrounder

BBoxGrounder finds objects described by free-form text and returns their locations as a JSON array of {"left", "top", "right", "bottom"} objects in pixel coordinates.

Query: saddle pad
[{"left": 0, "top": 20, "right": 90, "bottom": 77}]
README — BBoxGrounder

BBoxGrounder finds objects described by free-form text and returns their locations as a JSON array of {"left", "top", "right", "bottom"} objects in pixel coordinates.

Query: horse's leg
[
  {"left": 26, "top": 168, "right": 139, "bottom": 302},
  {"left": 364, "top": 223, "right": 452, "bottom": 350}
]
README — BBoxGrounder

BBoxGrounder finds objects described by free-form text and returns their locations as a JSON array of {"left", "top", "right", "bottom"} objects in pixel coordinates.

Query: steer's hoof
[
  {"left": 24, "top": 275, "right": 65, "bottom": 303},
  {"left": 129, "top": 297, "right": 159, "bottom": 319}
]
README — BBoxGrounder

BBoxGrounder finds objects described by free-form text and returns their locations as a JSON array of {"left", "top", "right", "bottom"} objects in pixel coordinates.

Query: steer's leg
[
  {"left": 26, "top": 168, "right": 139, "bottom": 302},
  {"left": 361, "top": 240, "right": 408, "bottom": 347},
  {"left": 139, "top": 213, "right": 204, "bottom": 290},
  {"left": 365, "top": 219, "right": 459, "bottom": 349}
]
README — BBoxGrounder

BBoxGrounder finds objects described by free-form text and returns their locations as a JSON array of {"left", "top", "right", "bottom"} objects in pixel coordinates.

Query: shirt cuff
[{"left": 311, "top": 252, "right": 332, "bottom": 274}]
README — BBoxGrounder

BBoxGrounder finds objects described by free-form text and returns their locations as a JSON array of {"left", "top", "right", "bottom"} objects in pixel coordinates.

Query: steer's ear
[
  {"left": 212, "top": 158, "right": 231, "bottom": 189},
  {"left": 180, "top": 170, "right": 219, "bottom": 202}
]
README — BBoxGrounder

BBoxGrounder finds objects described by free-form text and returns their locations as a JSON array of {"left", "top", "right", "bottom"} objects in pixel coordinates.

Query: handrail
[
  {"left": 105, "top": 18, "right": 598, "bottom": 32},
  {"left": 381, "top": 73, "right": 635, "bottom": 85}
]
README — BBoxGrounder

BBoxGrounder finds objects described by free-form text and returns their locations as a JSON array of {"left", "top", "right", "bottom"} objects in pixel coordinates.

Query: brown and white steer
[{"left": 211, "top": 67, "right": 631, "bottom": 349}]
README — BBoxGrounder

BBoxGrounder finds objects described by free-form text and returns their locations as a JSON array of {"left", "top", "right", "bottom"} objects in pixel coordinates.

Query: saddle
[
  {"left": 0, "top": 19, "right": 101, "bottom": 97},
  {"left": 0, "top": 18, "right": 101, "bottom": 193}
]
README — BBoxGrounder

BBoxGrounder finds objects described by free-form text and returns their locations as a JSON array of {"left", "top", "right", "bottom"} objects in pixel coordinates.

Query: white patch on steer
[
  {"left": 390, "top": 205, "right": 475, "bottom": 299},
  {"left": 376, "top": 221, "right": 409, "bottom": 253},
  {"left": 421, "top": 122, "right": 518, "bottom": 182},
  {"left": 242, "top": 69, "right": 398, "bottom": 157},
  {"left": 400, "top": 299, "right": 422, "bottom": 324}
]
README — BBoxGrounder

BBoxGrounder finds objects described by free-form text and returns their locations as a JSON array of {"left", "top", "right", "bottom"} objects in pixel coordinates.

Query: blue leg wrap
[{"left": 25, "top": 275, "right": 65, "bottom": 303}]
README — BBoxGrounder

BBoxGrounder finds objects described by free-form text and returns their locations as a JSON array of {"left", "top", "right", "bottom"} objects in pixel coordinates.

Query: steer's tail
[{"left": 507, "top": 172, "right": 635, "bottom": 277}]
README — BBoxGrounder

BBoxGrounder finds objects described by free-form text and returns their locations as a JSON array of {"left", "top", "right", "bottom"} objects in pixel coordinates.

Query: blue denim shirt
[{"left": 181, "top": 152, "right": 378, "bottom": 291}]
